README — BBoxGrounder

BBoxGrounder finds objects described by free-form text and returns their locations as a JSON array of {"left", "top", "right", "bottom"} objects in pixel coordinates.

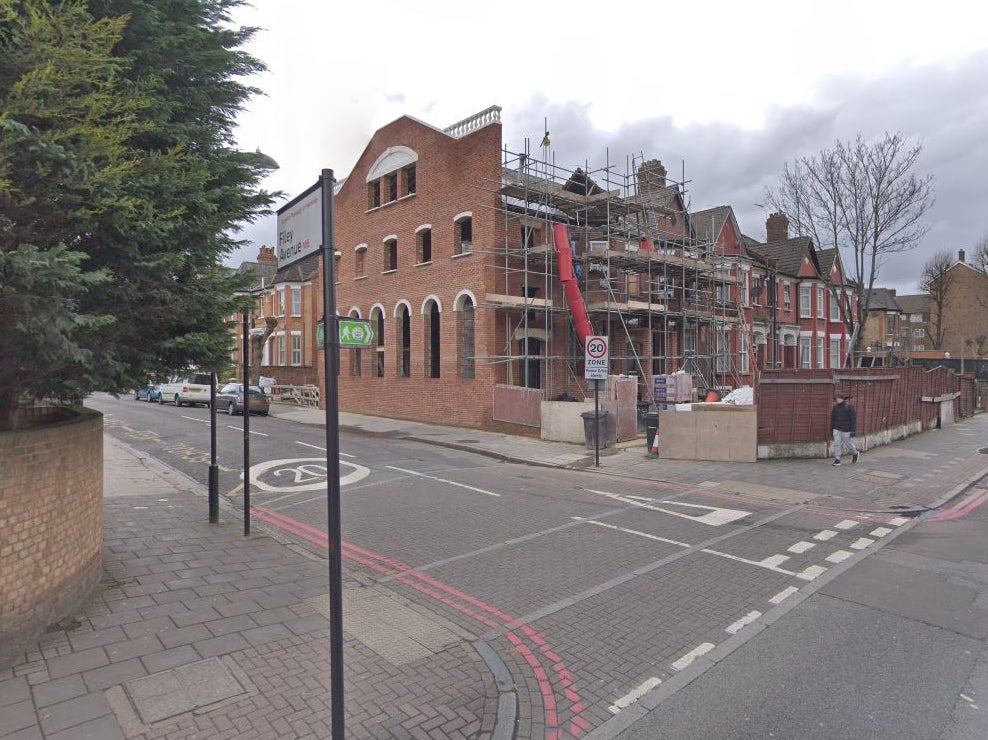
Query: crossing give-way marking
[{"left": 585, "top": 489, "right": 750, "bottom": 526}]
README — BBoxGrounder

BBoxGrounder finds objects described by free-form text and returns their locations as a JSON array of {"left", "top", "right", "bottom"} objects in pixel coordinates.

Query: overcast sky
[{"left": 227, "top": 0, "right": 988, "bottom": 294}]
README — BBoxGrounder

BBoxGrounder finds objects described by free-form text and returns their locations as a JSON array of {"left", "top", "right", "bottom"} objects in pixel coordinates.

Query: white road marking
[
  {"left": 888, "top": 517, "right": 911, "bottom": 526},
  {"left": 825, "top": 550, "right": 853, "bottom": 564},
  {"left": 608, "top": 677, "right": 662, "bottom": 714},
  {"left": 869, "top": 526, "right": 893, "bottom": 537},
  {"left": 769, "top": 586, "right": 799, "bottom": 604},
  {"left": 849, "top": 537, "right": 875, "bottom": 550},
  {"left": 726, "top": 611, "right": 762, "bottom": 635},
  {"left": 386, "top": 466, "right": 500, "bottom": 497},
  {"left": 583, "top": 520, "right": 691, "bottom": 548},
  {"left": 181, "top": 415, "right": 209, "bottom": 424},
  {"left": 702, "top": 549, "right": 796, "bottom": 575},
  {"left": 834, "top": 519, "right": 859, "bottom": 530},
  {"left": 585, "top": 489, "right": 750, "bottom": 526},
  {"left": 227, "top": 425, "right": 268, "bottom": 437},
  {"left": 961, "top": 693, "right": 974, "bottom": 702},
  {"left": 796, "top": 565, "right": 828, "bottom": 581},
  {"left": 295, "top": 440, "right": 356, "bottom": 458},
  {"left": 760, "top": 554, "right": 790, "bottom": 568},
  {"left": 788, "top": 541, "right": 816, "bottom": 554},
  {"left": 813, "top": 530, "right": 838, "bottom": 541},
  {"left": 672, "top": 643, "right": 715, "bottom": 671},
  {"left": 248, "top": 457, "right": 370, "bottom": 492}
]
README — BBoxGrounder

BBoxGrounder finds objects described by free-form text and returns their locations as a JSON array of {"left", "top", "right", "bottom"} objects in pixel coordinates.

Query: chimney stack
[
  {"left": 958, "top": 248, "right": 966, "bottom": 263},
  {"left": 257, "top": 245, "right": 277, "bottom": 266},
  {"left": 766, "top": 212, "right": 790, "bottom": 242},
  {"left": 636, "top": 159, "right": 667, "bottom": 195}
]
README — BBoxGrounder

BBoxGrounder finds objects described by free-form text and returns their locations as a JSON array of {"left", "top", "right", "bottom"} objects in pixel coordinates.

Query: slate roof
[
  {"left": 895, "top": 293, "right": 930, "bottom": 315},
  {"left": 867, "top": 288, "right": 902, "bottom": 311},
  {"left": 816, "top": 248, "right": 839, "bottom": 275},
  {"left": 690, "top": 206, "right": 732, "bottom": 243},
  {"left": 236, "top": 261, "right": 277, "bottom": 291},
  {"left": 745, "top": 237, "right": 815, "bottom": 278},
  {"left": 273, "top": 252, "right": 320, "bottom": 284}
]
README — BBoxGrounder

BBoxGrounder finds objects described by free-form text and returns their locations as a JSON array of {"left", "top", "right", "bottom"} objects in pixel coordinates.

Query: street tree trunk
[{"left": 248, "top": 317, "right": 278, "bottom": 386}]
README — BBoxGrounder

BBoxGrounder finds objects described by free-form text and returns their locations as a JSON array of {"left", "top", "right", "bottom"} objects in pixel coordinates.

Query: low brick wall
[{"left": 0, "top": 407, "right": 103, "bottom": 656}]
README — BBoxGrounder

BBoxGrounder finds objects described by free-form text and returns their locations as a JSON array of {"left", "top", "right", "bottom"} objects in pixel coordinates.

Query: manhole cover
[{"left": 979, "top": 447, "right": 988, "bottom": 455}]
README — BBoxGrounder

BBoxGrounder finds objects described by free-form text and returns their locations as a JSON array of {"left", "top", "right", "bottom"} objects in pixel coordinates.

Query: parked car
[
  {"left": 134, "top": 380, "right": 161, "bottom": 402},
  {"left": 158, "top": 373, "right": 212, "bottom": 407},
  {"left": 216, "top": 383, "right": 270, "bottom": 416}
]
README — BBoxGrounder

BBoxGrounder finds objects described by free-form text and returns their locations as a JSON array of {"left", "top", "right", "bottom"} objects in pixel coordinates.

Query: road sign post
[{"left": 584, "top": 336, "right": 609, "bottom": 467}]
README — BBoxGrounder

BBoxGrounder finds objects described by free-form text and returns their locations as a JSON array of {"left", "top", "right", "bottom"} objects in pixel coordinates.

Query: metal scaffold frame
[{"left": 473, "top": 137, "right": 747, "bottom": 406}]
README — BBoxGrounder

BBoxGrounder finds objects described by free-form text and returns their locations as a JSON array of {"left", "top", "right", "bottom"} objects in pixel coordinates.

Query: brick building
[
  {"left": 935, "top": 249, "right": 988, "bottom": 359},
  {"left": 895, "top": 293, "right": 931, "bottom": 353}
]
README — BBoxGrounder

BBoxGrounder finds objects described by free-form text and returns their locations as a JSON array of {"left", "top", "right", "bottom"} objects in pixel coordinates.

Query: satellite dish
[{"left": 750, "top": 286, "right": 764, "bottom": 297}]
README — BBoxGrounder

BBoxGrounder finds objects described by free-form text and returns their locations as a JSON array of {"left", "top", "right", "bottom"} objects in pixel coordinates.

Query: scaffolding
[{"left": 475, "top": 139, "right": 747, "bottom": 407}]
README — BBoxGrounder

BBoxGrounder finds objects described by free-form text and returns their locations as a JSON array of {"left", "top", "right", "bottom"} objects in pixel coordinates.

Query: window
[
  {"left": 424, "top": 299, "right": 441, "bottom": 378},
  {"left": 716, "top": 327, "right": 730, "bottom": 373},
  {"left": 740, "top": 331, "right": 749, "bottom": 374},
  {"left": 277, "top": 333, "right": 286, "bottom": 365},
  {"left": 387, "top": 172, "right": 398, "bottom": 202},
  {"left": 521, "top": 225, "right": 542, "bottom": 250},
  {"left": 913, "top": 327, "right": 924, "bottom": 338},
  {"left": 416, "top": 227, "right": 432, "bottom": 264},
  {"left": 740, "top": 272, "right": 749, "bottom": 306},
  {"left": 830, "top": 292, "right": 841, "bottom": 322},
  {"left": 291, "top": 287, "right": 302, "bottom": 317},
  {"left": 455, "top": 214, "right": 473, "bottom": 254},
  {"left": 277, "top": 289, "right": 286, "bottom": 316},
  {"left": 799, "top": 285, "right": 811, "bottom": 318},
  {"left": 815, "top": 337, "right": 824, "bottom": 368},
  {"left": 830, "top": 337, "right": 841, "bottom": 368},
  {"left": 752, "top": 276, "right": 762, "bottom": 306},
  {"left": 403, "top": 164, "right": 416, "bottom": 195},
  {"left": 355, "top": 245, "right": 366, "bottom": 278},
  {"left": 910, "top": 313, "right": 923, "bottom": 323},
  {"left": 799, "top": 336, "right": 811, "bottom": 368},
  {"left": 783, "top": 283, "right": 792, "bottom": 311},
  {"left": 384, "top": 237, "right": 397, "bottom": 272},
  {"left": 290, "top": 332, "right": 302, "bottom": 366},
  {"left": 912, "top": 344, "right": 924, "bottom": 352},
  {"left": 816, "top": 286, "right": 825, "bottom": 318},
  {"left": 373, "top": 308, "right": 385, "bottom": 377},
  {"left": 368, "top": 180, "right": 381, "bottom": 209},
  {"left": 684, "top": 321, "right": 697, "bottom": 354},
  {"left": 458, "top": 297, "right": 475, "bottom": 379},
  {"left": 398, "top": 304, "right": 411, "bottom": 377}
]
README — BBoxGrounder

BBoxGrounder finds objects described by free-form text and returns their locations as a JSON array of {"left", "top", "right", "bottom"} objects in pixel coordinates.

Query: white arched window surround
[
  {"left": 369, "top": 303, "right": 386, "bottom": 318},
  {"left": 393, "top": 299, "right": 412, "bottom": 318},
  {"left": 415, "top": 224, "right": 432, "bottom": 234},
  {"left": 382, "top": 234, "right": 397, "bottom": 244},
  {"left": 452, "top": 211, "right": 472, "bottom": 223},
  {"left": 354, "top": 243, "right": 367, "bottom": 252},
  {"left": 453, "top": 289, "right": 477, "bottom": 311},
  {"left": 420, "top": 295, "right": 443, "bottom": 314},
  {"left": 366, "top": 146, "right": 418, "bottom": 182},
  {"left": 347, "top": 306, "right": 363, "bottom": 318}
]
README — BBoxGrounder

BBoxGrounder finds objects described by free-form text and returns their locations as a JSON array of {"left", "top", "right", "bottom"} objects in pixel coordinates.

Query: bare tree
[
  {"left": 766, "top": 132, "right": 935, "bottom": 355},
  {"left": 248, "top": 317, "right": 278, "bottom": 386},
  {"left": 919, "top": 249, "right": 954, "bottom": 349},
  {"left": 974, "top": 233, "right": 988, "bottom": 274}
]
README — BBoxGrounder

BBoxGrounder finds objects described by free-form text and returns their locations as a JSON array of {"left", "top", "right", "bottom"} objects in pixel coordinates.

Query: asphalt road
[{"left": 89, "top": 392, "right": 959, "bottom": 736}]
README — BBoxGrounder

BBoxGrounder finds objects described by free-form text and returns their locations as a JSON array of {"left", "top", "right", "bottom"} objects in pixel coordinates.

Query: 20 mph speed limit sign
[{"left": 584, "top": 335, "right": 609, "bottom": 380}]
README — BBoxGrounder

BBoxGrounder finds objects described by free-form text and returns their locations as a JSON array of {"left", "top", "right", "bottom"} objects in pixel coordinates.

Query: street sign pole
[
  {"left": 319, "top": 169, "right": 346, "bottom": 739},
  {"left": 242, "top": 311, "right": 251, "bottom": 536},
  {"left": 594, "top": 378, "right": 600, "bottom": 468},
  {"left": 208, "top": 372, "right": 218, "bottom": 524},
  {"left": 584, "top": 336, "right": 609, "bottom": 469}
]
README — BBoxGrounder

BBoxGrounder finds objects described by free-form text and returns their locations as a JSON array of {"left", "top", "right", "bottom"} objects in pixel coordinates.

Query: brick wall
[{"left": 0, "top": 408, "right": 103, "bottom": 654}]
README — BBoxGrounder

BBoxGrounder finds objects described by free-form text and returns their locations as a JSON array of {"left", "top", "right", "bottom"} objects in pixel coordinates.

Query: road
[{"left": 89, "top": 393, "right": 935, "bottom": 737}]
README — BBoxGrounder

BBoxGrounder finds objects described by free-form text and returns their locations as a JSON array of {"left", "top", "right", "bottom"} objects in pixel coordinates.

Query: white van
[{"left": 158, "top": 373, "right": 212, "bottom": 407}]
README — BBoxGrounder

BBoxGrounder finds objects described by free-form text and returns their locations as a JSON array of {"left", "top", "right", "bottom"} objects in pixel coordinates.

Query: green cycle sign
[{"left": 317, "top": 318, "right": 375, "bottom": 349}]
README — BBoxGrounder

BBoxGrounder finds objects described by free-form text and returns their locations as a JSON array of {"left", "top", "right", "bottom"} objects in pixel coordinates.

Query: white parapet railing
[
  {"left": 270, "top": 384, "right": 320, "bottom": 407},
  {"left": 443, "top": 105, "right": 501, "bottom": 139}
]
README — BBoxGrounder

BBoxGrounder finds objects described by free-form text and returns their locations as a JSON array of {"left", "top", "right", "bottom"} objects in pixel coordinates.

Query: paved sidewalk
[{"left": 2, "top": 407, "right": 986, "bottom": 739}]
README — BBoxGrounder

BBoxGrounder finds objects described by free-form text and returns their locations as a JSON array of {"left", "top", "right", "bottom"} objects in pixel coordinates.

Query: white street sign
[
  {"left": 276, "top": 181, "right": 322, "bottom": 269},
  {"left": 585, "top": 335, "right": 609, "bottom": 380}
]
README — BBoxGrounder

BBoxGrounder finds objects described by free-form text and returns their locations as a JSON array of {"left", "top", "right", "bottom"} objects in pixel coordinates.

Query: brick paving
[{"left": 2, "top": 406, "right": 986, "bottom": 739}]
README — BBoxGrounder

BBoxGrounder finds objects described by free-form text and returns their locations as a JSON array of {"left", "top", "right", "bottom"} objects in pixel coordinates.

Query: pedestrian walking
[{"left": 830, "top": 392, "right": 859, "bottom": 466}]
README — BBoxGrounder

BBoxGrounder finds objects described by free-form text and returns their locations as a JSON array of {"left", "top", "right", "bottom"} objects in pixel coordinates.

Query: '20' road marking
[{"left": 248, "top": 457, "right": 371, "bottom": 492}]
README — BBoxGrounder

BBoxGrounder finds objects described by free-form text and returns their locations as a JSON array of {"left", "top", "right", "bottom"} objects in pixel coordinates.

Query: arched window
[
  {"left": 397, "top": 304, "right": 411, "bottom": 377},
  {"left": 455, "top": 293, "right": 476, "bottom": 379},
  {"left": 422, "top": 298, "right": 441, "bottom": 378},
  {"left": 371, "top": 306, "right": 385, "bottom": 377},
  {"left": 383, "top": 236, "right": 398, "bottom": 272},
  {"left": 416, "top": 225, "right": 432, "bottom": 264},
  {"left": 453, "top": 212, "right": 473, "bottom": 254},
  {"left": 354, "top": 244, "right": 367, "bottom": 278}
]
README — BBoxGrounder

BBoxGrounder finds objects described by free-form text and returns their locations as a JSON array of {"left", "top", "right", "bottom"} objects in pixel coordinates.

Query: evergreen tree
[{"left": 0, "top": 0, "right": 274, "bottom": 429}]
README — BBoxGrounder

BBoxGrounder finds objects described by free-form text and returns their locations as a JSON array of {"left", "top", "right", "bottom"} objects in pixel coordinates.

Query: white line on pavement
[
  {"left": 796, "top": 565, "right": 828, "bottom": 581},
  {"left": 759, "top": 554, "right": 790, "bottom": 568},
  {"left": 295, "top": 440, "right": 356, "bottom": 458},
  {"left": 583, "top": 520, "right": 692, "bottom": 548},
  {"left": 813, "top": 530, "right": 838, "bottom": 541},
  {"left": 869, "top": 526, "right": 893, "bottom": 537},
  {"left": 726, "top": 611, "right": 762, "bottom": 635},
  {"left": 769, "top": 586, "right": 799, "bottom": 604},
  {"left": 702, "top": 548, "right": 796, "bottom": 576},
  {"left": 386, "top": 466, "right": 500, "bottom": 497},
  {"left": 834, "top": 519, "right": 859, "bottom": 530},
  {"left": 788, "top": 541, "right": 816, "bottom": 554},
  {"left": 849, "top": 537, "right": 875, "bottom": 550},
  {"left": 825, "top": 550, "right": 852, "bottom": 564},
  {"left": 672, "top": 643, "right": 715, "bottom": 671},
  {"left": 226, "top": 425, "right": 268, "bottom": 437},
  {"left": 888, "top": 517, "right": 911, "bottom": 526},
  {"left": 608, "top": 677, "right": 662, "bottom": 714},
  {"left": 585, "top": 489, "right": 750, "bottom": 526},
  {"left": 181, "top": 415, "right": 209, "bottom": 424}
]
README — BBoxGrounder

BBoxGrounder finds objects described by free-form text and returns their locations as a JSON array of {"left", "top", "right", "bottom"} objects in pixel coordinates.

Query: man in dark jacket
[{"left": 830, "top": 392, "right": 859, "bottom": 466}]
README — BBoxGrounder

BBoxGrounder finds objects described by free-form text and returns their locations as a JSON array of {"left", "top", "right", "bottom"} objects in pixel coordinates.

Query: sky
[{"left": 226, "top": 0, "right": 988, "bottom": 294}]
